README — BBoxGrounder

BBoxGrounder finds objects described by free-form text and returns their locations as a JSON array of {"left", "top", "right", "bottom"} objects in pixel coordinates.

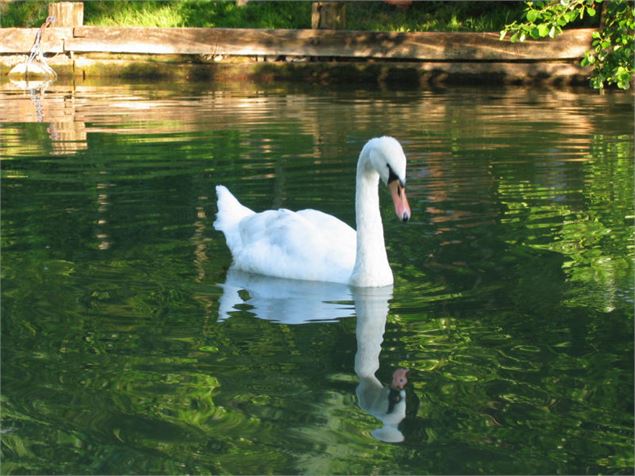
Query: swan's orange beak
[{"left": 389, "top": 180, "right": 411, "bottom": 222}]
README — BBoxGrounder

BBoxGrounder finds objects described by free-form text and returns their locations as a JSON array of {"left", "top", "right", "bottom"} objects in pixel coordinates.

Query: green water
[{"left": 1, "top": 81, "right": 633, "bottom": 475}]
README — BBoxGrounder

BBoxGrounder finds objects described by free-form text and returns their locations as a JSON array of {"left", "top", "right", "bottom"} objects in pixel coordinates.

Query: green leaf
[
  {"left": 582, "top": 53, "right": 595, "bottom": 65},
  {"left": 499, "top": 30, "right": 507, "bottom": 41},
  {"left": 538, "top": 23, "right": 550, "bottom": 37},
  {"left": 587, "top": 6, "right": 596, "bottom": 16},
  {"left": 526, "top": 9, "right": 540, "bottom": 22}
]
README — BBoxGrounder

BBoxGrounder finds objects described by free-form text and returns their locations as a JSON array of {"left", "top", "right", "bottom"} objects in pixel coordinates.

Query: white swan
[{"left": 214, "top": 136, "right": 411, "bottom": 287}]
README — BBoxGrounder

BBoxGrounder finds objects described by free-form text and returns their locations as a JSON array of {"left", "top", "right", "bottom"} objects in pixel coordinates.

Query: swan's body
[{"left": 214, "top": 136, "right": 410, "bottom": 287}]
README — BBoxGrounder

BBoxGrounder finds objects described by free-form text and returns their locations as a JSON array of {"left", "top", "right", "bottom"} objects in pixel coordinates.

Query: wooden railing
[
  {"left": 1, "top": 26, "right": 594, "bottom": 61},
  {"left": 0, "top": 2, "right": 594, "bottom": 84}
]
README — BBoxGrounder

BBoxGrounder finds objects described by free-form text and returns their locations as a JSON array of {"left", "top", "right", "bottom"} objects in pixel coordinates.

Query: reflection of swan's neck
[
  {"left": 354, "top": 286, "right": 405, "bottom": 443},
  {"left": 351, "top": 151, "right": 392, "bottom": 287},
  {"left": 353, "top": 287, "right": 391, "bottom": 378}
]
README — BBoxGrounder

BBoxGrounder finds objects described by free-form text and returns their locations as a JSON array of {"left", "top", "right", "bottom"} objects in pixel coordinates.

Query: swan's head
[{"left": 363, "top": 136, "right": 411, "bottom": 222}]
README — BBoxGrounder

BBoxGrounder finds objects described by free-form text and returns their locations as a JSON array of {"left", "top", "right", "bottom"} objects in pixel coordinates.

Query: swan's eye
[{"left": 387, "top": 165, "right": 399, "bottom": 184}]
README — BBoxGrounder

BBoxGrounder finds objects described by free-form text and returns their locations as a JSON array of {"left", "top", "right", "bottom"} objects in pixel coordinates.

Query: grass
[
  {"left": 88, "top": 1, "right": 187, "bottom": 28},
  {"left": 1, "top": 1, "right": 526, "bottom": 31},
  {"left": 347, "top": 2, "right": 524, "bottom": 33}
]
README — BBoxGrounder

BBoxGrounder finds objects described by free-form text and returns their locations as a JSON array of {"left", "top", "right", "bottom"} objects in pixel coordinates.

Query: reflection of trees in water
[
  {"left": 1, "top": 83, "right": 632, "bottom": 474},
  {"left": 5, "top": 80, "right": 88, "bottom": 155},
  {"left": 2, "top": 81, "right": 631, "bottom": 317}
]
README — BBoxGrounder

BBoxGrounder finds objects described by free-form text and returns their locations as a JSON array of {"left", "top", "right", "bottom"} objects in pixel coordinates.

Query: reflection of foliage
[
  {"left": 393, "top": 302, "right": 634, "bottom": 474},
  {"left": 2, "top": 85, "right": 633, "bottom": 474},
  {"left": 496, "top": 132, "right": 634, "bottom": 314}
]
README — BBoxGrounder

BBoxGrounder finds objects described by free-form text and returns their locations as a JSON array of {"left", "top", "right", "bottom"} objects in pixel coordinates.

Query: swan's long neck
[{"left": 350, "top": 150, "right": 393, "bottom": 287}]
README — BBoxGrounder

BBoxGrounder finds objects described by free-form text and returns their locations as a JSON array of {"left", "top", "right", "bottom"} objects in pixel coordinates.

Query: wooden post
[
  {"left": 311, "top": 2, "right": 346, "bottom": 29},
  {"left": 48, "top": 2, "right": 84, "bottom": 27}
]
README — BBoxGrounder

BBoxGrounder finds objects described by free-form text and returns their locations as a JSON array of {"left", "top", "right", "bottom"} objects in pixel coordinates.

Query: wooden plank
[
  {"left": 68, "top": 27, "right": 594, "bottom": 60},
  {"left": 0, "top": 28, "right": 72, "bottom": 54}
]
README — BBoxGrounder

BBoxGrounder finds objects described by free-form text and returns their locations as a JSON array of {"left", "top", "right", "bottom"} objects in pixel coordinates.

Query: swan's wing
[
  {"left": 296, "top": 209, "right": 354, "bottom": 235},
  {"left": 296, "top": 209, "right": 357, "bottom": 272},
  {"left": 234, "top": 208, "right": 356, "bottom": 283}
]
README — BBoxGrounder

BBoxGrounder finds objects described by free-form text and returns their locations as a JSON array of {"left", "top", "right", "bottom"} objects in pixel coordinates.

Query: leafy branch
[{"left": 501, "top": 0, "right": 634, "bottom": 90}]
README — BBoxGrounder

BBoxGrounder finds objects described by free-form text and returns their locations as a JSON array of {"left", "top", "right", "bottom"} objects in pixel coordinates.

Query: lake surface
[{"left": 1, "top": 79, "right": 633, "bottom": 475}]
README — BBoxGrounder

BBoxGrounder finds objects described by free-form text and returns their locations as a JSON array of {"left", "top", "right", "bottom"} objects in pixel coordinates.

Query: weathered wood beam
[
  {"left": 66, "top": 27, "right": 593, "bottom": 61},
  {"left": 0, "top": 26, "right": 594, "bottom": 61},
  {"left": 0, "top": 28, "right": 72, "bottom": 54}
]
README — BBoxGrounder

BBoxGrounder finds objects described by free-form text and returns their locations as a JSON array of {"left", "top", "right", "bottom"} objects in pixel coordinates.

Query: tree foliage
[{"left": 501, "top": 0, "right": 634, "bottom": 90}]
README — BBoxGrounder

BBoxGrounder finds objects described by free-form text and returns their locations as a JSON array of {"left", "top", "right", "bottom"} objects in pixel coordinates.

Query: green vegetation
[
  {"left": 85, "top": 1, "right": 313, "bottom": 29},
  {"left": 583, "top": 0, "right": 635, "bottom": 89},
  {"left": 502, "top": 0, "right": 635, "bottom": 90},
  {"left": 1, "top": 1, "right": 631, "bottom": 89},
  {"left": 1, "top": 1, "right": 523, "bottom": 31}
]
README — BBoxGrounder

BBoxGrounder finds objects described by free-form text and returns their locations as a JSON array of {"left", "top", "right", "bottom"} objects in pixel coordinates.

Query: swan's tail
[{"left": 214, "top": 185, "right": 254, "bottom": 233}]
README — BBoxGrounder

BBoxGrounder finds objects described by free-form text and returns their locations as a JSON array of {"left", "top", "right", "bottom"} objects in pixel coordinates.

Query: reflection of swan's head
[
  {"left": 364, "top": 371, "right": 408, "bottom": 443},
  {"left": 391, "top": 368, "right": 409, "bottom": 390},
  {"left": 361, "top": 136, "right": 411, "bottom": 222}
]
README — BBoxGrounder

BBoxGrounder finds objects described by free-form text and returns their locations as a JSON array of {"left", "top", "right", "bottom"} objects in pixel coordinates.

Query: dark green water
[{"left": 1, "top": 81, "right": 633, "bottom": 475}]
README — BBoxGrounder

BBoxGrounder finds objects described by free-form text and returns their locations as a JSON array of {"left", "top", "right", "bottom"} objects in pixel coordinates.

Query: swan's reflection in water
[
  {"left": 218, "top": 268, "right": 355, "bottom": 323},
  {"left": 218, "top": 268, "right": 409, "bottom": 442},
  {"left": 354, "top": 286, "right": 408, "bottom": 443}
]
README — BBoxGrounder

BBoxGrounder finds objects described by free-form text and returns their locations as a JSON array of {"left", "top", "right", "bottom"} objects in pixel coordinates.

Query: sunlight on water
[{"left": 1, "top": 79, "right": 633, "bottom": 474}]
